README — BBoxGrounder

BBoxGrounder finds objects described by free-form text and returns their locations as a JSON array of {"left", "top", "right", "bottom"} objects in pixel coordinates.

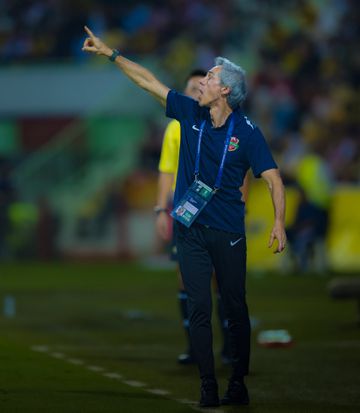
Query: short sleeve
[
  {"left": 246, "top": 128, "right": 277, "bottom": 178},
  {"left": 166, "top": 89, "right": 200, "bottom": 121},
  {"left": 158, "top": 119, "right": 180, "bottom": 174}
]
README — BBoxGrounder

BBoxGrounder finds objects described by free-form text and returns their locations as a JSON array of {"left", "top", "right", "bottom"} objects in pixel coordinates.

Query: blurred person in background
[
  {"left": 0, "top": 160, "right": 14, "bottom": 259},
  {"left": 36, "top": 196, "right": 59, "bottom": 260},
  {"left": 287, "top": 149, "right": 333, "bottom": 273},
  {"left": 155, "top": 68, "right": 234, "bottom": 366},
  {"left": 82, "top": 26, "right": 286, "bottom": 408}
]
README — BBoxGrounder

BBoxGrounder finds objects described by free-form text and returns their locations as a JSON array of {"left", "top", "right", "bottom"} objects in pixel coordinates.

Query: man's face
[
  {"left": 184, "top": 75, "right": 204, "bottom": 101},
  {"left": 198, "top": 66, "right": 224, "bottom": 107}
]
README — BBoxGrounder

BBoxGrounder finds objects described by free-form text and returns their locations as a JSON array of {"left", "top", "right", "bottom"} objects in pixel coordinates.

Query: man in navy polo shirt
[{"left": 83, "top": 26, "right": 286, "bottom": 408}]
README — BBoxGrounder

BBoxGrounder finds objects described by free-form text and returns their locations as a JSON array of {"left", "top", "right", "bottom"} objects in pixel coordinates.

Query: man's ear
[{"left": 220, "top": 86, "right": 231, "bottom": 98}]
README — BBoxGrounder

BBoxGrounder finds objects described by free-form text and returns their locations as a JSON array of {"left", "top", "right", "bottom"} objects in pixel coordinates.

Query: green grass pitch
[{"left": 0, "top": 262, "right": 359, "bottom": 412}]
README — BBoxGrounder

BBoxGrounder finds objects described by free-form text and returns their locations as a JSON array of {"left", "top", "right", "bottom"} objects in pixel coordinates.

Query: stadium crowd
[
  {"left": 1, "top": 0, "right": 358, "bottom": 182},
  {"left": 0, "top": 0, "right": 359, "bottom": 261}
]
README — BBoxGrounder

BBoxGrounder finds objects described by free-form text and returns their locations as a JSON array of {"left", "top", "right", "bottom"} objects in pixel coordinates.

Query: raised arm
[
  {"left": 261, "top": 168, "right": 287, "bottom": 253},
  {"left": 82, "top": 26, "right": 170, "bottom": 106}
]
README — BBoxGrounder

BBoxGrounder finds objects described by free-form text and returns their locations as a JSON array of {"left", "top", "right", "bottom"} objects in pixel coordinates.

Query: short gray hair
[{"left": 215, "top": 57, "right": 247, "bottom": 109}]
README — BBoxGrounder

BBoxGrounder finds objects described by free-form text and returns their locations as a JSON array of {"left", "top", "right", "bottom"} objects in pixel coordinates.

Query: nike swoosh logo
[
  {"left": 192, "top": 124, "right": 200, "bottom": 131},
  {"left": 230, "top": 237, "right": 243, "bottom": 247}
]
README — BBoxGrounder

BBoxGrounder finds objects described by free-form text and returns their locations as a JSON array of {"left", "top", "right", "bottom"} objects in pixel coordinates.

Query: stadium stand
[{"left": 0, "top": 0, "right": 358, "bottom": 264}]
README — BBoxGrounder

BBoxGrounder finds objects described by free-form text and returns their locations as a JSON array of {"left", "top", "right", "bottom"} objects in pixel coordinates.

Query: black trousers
[{"left": 176, "top": 222, "right": 250, "bottom": 379}]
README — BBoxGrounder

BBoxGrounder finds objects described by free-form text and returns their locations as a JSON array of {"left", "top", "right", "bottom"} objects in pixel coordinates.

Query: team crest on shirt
[{"left": 228, "top": 137, "right": 239, "bottom": 152}]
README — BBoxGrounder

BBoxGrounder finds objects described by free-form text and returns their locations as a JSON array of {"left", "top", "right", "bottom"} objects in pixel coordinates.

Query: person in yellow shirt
[
  {"left": 287, "top": 151, "right": 332, "bottom": 272},
  {"left": 155, "top": 69, "right": 234, "bottom": 364}
]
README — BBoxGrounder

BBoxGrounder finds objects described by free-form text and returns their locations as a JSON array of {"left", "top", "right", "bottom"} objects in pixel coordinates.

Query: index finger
[
  {"left": 84, "top": 26, "right": 95, "bottom": 38},
  {"left": 268, "top": 232, "right": 274, "bottom": 248}
]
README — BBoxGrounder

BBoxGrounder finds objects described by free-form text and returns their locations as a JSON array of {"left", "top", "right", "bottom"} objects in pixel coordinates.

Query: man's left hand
[{"left": 268, "top": 221, "right": 286, "bottom": 253}]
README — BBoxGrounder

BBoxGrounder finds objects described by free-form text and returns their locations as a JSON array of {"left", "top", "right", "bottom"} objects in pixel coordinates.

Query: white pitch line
[
  {"left": 147, "top": 388, "right": 171, "bottom": 396},
  {"left": 67, "top": 358, "right": 84, "bottom": 365},
  {"left": 175, "top": 398, "right": 225, "bottom": 413},
  {"left": 31, "top": 345, "right": 49, "bottom": 353},
  {"left": 50, "top": 352, "right": 65, "bottom": 359},
  {"left": 30, "top": 345, "right": 223, "bottom": 412},
  {"left": 192, "top": 407, "right": 225, "bottom": 413},
  {"left": 87, "top": 365, "right": 105, "bottom": 372},
  {"left": 103, "top": 372, "right": 123, "bottom": 380},
  {"left": 122, "top": 380, "right": 146, "bottom": 388},
  {"left": 176, "top": 398, "right": 195, "bottom": 405}
]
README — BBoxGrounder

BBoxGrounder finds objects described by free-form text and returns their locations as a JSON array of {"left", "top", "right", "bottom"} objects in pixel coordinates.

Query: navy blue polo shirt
[{"left": 166, "top": 90, "right": 277, "bottom": 234}]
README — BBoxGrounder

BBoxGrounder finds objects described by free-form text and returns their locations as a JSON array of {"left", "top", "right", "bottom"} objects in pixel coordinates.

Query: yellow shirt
[
  {"left": 296, "top": 153, "right": 332, "bottom": 209},
  {"left": 158, "top": 119, "right": 181, "bottom": 191}
]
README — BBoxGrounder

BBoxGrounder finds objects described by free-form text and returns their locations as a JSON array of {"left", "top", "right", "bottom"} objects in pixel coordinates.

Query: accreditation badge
[{"left": 170, "top": 180, "right": 214, "bottom": 228}]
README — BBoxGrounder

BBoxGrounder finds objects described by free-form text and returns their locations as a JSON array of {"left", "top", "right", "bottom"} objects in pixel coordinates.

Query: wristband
[
  {"left": 109, "top": 49, "right": 120, "bottom": 62},
  {"left": 154, "top": 206, "right": 167, "bottom": 216}
]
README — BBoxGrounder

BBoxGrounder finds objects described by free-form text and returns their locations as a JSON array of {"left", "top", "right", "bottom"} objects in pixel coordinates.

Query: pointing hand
[{"left": 82, "top": 26, "right": 112, "bottom": 57}]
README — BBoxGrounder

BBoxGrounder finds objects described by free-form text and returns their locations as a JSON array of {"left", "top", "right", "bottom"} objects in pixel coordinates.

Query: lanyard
[{"left": 194, "top": 114, "right": 235, "bottom": 191}]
